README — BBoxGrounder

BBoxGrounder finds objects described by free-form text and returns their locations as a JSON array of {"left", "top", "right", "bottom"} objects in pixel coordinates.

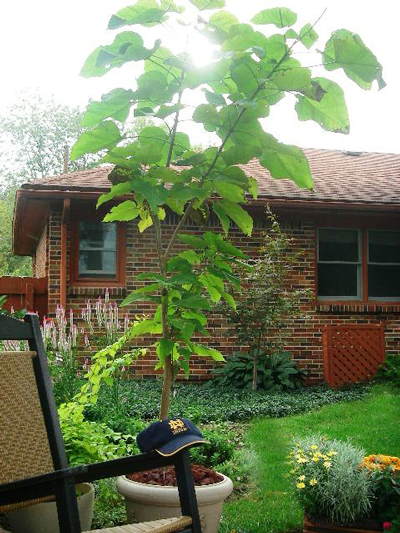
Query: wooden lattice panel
[{"left": 323, "top": 324, "right": 385, "bottom": 387}]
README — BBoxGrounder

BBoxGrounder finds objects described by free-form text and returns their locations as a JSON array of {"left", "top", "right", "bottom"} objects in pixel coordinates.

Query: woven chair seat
[{"left": 87, "top": 516, "right": 192, "bottom": 533}]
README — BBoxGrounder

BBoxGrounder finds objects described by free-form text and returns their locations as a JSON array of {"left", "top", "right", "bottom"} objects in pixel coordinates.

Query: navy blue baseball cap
[{"left": 137, "top": 418, "right": 207, "bottom": 456}]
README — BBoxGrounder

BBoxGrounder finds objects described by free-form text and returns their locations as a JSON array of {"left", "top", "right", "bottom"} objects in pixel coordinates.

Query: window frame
[
  {"left": 70, "top": 215, "right": 126, "bottom": 288},
  {"left": 316, "top": 226, "right": 400, "bottom": 304},
  {"left": 317, "top": 227, "right": 363, "bottom": 301},
  {"left": 367, "top": 229, "right": 400, "bottom": 302}
]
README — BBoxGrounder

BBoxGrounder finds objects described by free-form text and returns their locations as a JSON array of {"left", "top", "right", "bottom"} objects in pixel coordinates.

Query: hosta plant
[
  {"left": 71, "top": 1, "right": 384, "bottom": 418},
  {"left": 213, "top": 350, "right": 305, "bottom": 391}
]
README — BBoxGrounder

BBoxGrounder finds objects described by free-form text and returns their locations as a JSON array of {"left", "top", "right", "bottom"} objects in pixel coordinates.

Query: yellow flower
[
  {"left": 296, "top": 482, "right": 306, "bottom": 489},
  {"left": 310, "top": 445, "right": 318, "bottom": 450},
  {"left": 298, "top": 475, "right": 306, "bottom": 481},
  {"left": 297, "top": 457, "right": 307, "bottom": 464},
  {"left": 310, "top": 479, "right": 318, "bottom": 486},
  {"left": 328, "top": 451, "right": 337, "bottom": 457},
  {"left": 312, "top": 454, "right": 320, "bottom": 462},
  {"left": 290, "top": 469, "right": 297, "bottom": 474},
  {"left": 324, "top": 461, "right": 332, "bottom": 469}
]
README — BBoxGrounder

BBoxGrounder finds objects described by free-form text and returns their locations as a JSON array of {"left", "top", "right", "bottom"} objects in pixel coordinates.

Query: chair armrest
[
  {"left": 74, "top": 451, "right": 178, "bottom": 484},
  {"left": 0, "top": 466, "right": 87, "bottom": 507}
]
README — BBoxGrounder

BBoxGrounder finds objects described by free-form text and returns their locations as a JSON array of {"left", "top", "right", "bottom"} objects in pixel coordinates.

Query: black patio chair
[{"left": 0, "top": 313, "right": 202, "bottom": 533}]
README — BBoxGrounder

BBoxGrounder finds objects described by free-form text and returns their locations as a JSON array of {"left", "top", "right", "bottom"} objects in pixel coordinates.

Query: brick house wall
[{"left": 40, "top": 201, "right": 400, "bottom": 384}]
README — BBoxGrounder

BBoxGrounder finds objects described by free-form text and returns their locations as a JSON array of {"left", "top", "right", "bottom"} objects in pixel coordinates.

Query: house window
[
  {"left": 317, "top": 228, "right": 400, "bottom": 302},
  {"left": 368, "top": 230, "right": 400, "bottom": 299},
  {"left": 78, "top": 221, "right": 117, "bottom": 278},
  {"left": 71, "top": 217, "right": 126, "bottom": 286},
  {"left": 317, "top": 229, "right": 361, "bottom": 300}
]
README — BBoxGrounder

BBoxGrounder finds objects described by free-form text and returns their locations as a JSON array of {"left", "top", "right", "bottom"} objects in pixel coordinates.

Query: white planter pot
[
  {"left": 7, "top": 483, "right": 94, "bottom": 533},
  {"left": 117, "top": 474, "right": 233, "bottom": 533}
]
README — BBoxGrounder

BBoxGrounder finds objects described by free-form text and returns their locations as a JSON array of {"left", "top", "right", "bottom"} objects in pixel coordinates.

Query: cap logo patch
[{"left": 169, "top": 419, "right": 187, "bottom": 435}]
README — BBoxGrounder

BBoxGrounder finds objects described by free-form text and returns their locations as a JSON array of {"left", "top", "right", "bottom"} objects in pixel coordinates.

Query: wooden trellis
[{"left": 322, "top": 323, "right": 385, "bottom": 387}]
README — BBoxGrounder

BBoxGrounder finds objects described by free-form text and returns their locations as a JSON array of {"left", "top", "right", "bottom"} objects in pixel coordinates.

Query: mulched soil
[{"left": 127, "top": 465, "right": 224, "bottom": 486}]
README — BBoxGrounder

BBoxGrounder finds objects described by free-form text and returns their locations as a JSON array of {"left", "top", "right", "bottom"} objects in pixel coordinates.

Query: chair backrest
[{"left": 0, "top": 313, "right": 69, "bottom": 484}]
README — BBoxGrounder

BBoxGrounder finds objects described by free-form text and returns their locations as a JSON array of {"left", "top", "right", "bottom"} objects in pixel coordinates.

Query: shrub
[
  {"left": 213, "top": 351, "right": 306, "bottom": 391},
  {"left": 376, "top": 355, "right": 400, "bottom": 387},
  {"left": 289, "top": 436, "right": 372, "bottom": 524},
  {"left": 92, "top": 479, "right": 126, "bottom": 530},
  {"left": 190, "top": 428, "right": 235, "bottom": 468}
]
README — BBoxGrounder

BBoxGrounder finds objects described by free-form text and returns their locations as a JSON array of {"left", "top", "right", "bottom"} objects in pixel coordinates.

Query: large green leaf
[
  {"left": 97, "top": 181, "right": 133, "bottom": 207},
  {"left": 322, "top": 29, "right": 385, "bottom": 89},
  {"left": 218, "top": 200, "right": 253, "bottom": 236},
  {"left": 193, "top": 344, "right": 225, "bottom": 361},
  {"left": 70, "top": 121, "right": 121, "bottom": 160},
  {"left": 193, "top": 104, "right": 221, "bottom": 132},
  {"left": 103, "top": 200, "right": 140, "bottom": 222},
  {"left": 222, "top": 24, "right": 268, "bottom": 54},
  {"left": 260, "top": 137, "right": 313, "bottom": 189},
  {"left": 131, "top": 178, "right": 168, "bottom": 212},
  {"left": 299, "top": 23, "right": 318, "bottom": 50},
  {"left": 183, "top": 60, "right": 230, "bottom": 90},
  {"left": 128, "top": 319, "right": 163, "bottom": 335},
  {"left": 189, "top": 0, "right": 225, "bottom": 11},
  {"left": 80, "top": 32, "right": 156, "bottom": 78},
  {"left": 295, "top": 77, "right": 349, "bottom": 134},
  {"left": 82, "top": 89, "right": 135, "bottom": 127},
  {"left": 251, "top": 8, "right": 297, "bottom": 28},
  {"left": 209, "top": 10, "right": 239, "bottom": 33},
  {"left": 271, "top": 59, "right": 311, "bottom": 91},
  {"left": 175, "top": 294, "right": 212, "bottom": 311},
  {"left": 214, "top": 179, "right": 245, "bottom": 203},
  {"left": 178, "top": 234, "right": 206, "bottom": 249},
  {"left": 108, "top": 1, "right": 167, "bottom": 29},
  {"left": 212, "top": 202, "right": 230, "bottom": 234}
]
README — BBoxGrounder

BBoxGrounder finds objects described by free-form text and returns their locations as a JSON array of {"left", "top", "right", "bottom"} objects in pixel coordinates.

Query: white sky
[{"left": 0, "top": 0, "right": 399, "bottom": 154}]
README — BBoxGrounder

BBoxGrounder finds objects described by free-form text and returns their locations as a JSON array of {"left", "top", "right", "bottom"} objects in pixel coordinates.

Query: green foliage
[
  {"left": 72, "top": 1, "right": 383, "bottom": 417},
  {"left": 376, "top": 354, "right": 400, "bottom": 388},
  {"left": 58, "top": 402, "right": 137, "bottom": 466},
  {"left": 0, "top": 187, "right": 31, "bottom": 276},
  {"left": 369, "top": 466, "right": 400, "bottom": 524},
  {"left": 85, "top": 379, "right": 369, "bottom": 424},
  {"left": 190, "top": 427, "right": 235, "bottom": 468},
  {"left": 213, "top": 351, "right": 306, "bottom": 392},
  {"left": 0, "top": 294, "right": 26, "bottom": 318},
  {"left": 289, "top": 436, "right": 373, "bottom": 524},
  {"left": 92, "top": 479, "right": 126, "bottom": 530}
]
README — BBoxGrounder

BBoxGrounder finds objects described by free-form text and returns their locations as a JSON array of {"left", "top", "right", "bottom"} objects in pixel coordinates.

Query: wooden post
[{"left": 60, "top": 199, "right": 70, "bottom": 310}]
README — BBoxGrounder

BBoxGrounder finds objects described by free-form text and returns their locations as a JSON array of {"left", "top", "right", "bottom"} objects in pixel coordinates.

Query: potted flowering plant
[{"left": 289, "top": 437, "right": 400, "bottom": 533}]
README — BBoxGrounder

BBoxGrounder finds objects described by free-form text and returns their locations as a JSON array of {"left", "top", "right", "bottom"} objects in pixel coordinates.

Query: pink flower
[{"left": 383, "top": 522, "right": 392, "bottom": 530}]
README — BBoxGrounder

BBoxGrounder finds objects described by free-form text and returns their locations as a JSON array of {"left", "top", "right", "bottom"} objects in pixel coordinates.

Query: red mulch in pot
[{"left": 127, "top": 465, "right": 224, "bottom": 486}]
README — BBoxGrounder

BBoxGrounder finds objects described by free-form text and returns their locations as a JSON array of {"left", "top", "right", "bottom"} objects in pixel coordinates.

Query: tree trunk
[{"left": 252, "top": 350, "right": 258, "bottom": 391}]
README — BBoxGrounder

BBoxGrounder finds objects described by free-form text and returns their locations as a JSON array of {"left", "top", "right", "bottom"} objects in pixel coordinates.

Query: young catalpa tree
[{"left": 71, "top": 1, "right": 384, "bottom": 418}]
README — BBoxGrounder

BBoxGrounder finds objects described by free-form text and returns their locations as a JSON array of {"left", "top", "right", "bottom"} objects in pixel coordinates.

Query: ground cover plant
[
  {"left": 71, "top": 0, "right": 384, "bottom": 419},
  {"left": 84, "top": 378, "right": 369, "bottom": 424},
  {"left": 219, "top": 385, "right": 400, "bottom": 533}
]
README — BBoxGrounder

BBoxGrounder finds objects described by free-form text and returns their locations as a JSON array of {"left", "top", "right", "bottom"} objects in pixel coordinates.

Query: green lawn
[{"left": 220, "top": 385, "right": 400, "bottom": 533}]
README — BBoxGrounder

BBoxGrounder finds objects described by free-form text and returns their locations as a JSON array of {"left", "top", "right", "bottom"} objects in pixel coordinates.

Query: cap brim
[{"left": 155, "top": 435, "right": 208, "bottom": 457}]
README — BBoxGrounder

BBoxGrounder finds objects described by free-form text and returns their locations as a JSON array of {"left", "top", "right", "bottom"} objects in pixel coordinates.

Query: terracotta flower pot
[
  {"left": 117, "top": 473, "right": 233, "bottom": 533},
  {"left": 7, "top": 483, "right": 94, "bottom": 533}
]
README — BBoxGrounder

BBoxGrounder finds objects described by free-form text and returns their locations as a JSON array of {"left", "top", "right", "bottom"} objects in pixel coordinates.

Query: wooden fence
[
  {"left": 322, "top": 323, "right": 385, "bottom": 387},
  {"left": 0, "top": 276, "right": 48, "bottom": 319}
]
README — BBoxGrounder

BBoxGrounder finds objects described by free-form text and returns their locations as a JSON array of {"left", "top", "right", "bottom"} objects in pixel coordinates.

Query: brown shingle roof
[{"left": 23, "top": 148, "right": 400, "bottom": 206}]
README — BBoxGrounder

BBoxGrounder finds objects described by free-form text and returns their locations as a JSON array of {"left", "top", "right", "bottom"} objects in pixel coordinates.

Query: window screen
[
  {"left": 78, "top": 222, "right": 117, "bottom": 278},
  {"left": 368, "top": 231, "right": 400, "bottom": 299},
  {"left": 318, "top": 229, "right": 361, "bottom": 299}
]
